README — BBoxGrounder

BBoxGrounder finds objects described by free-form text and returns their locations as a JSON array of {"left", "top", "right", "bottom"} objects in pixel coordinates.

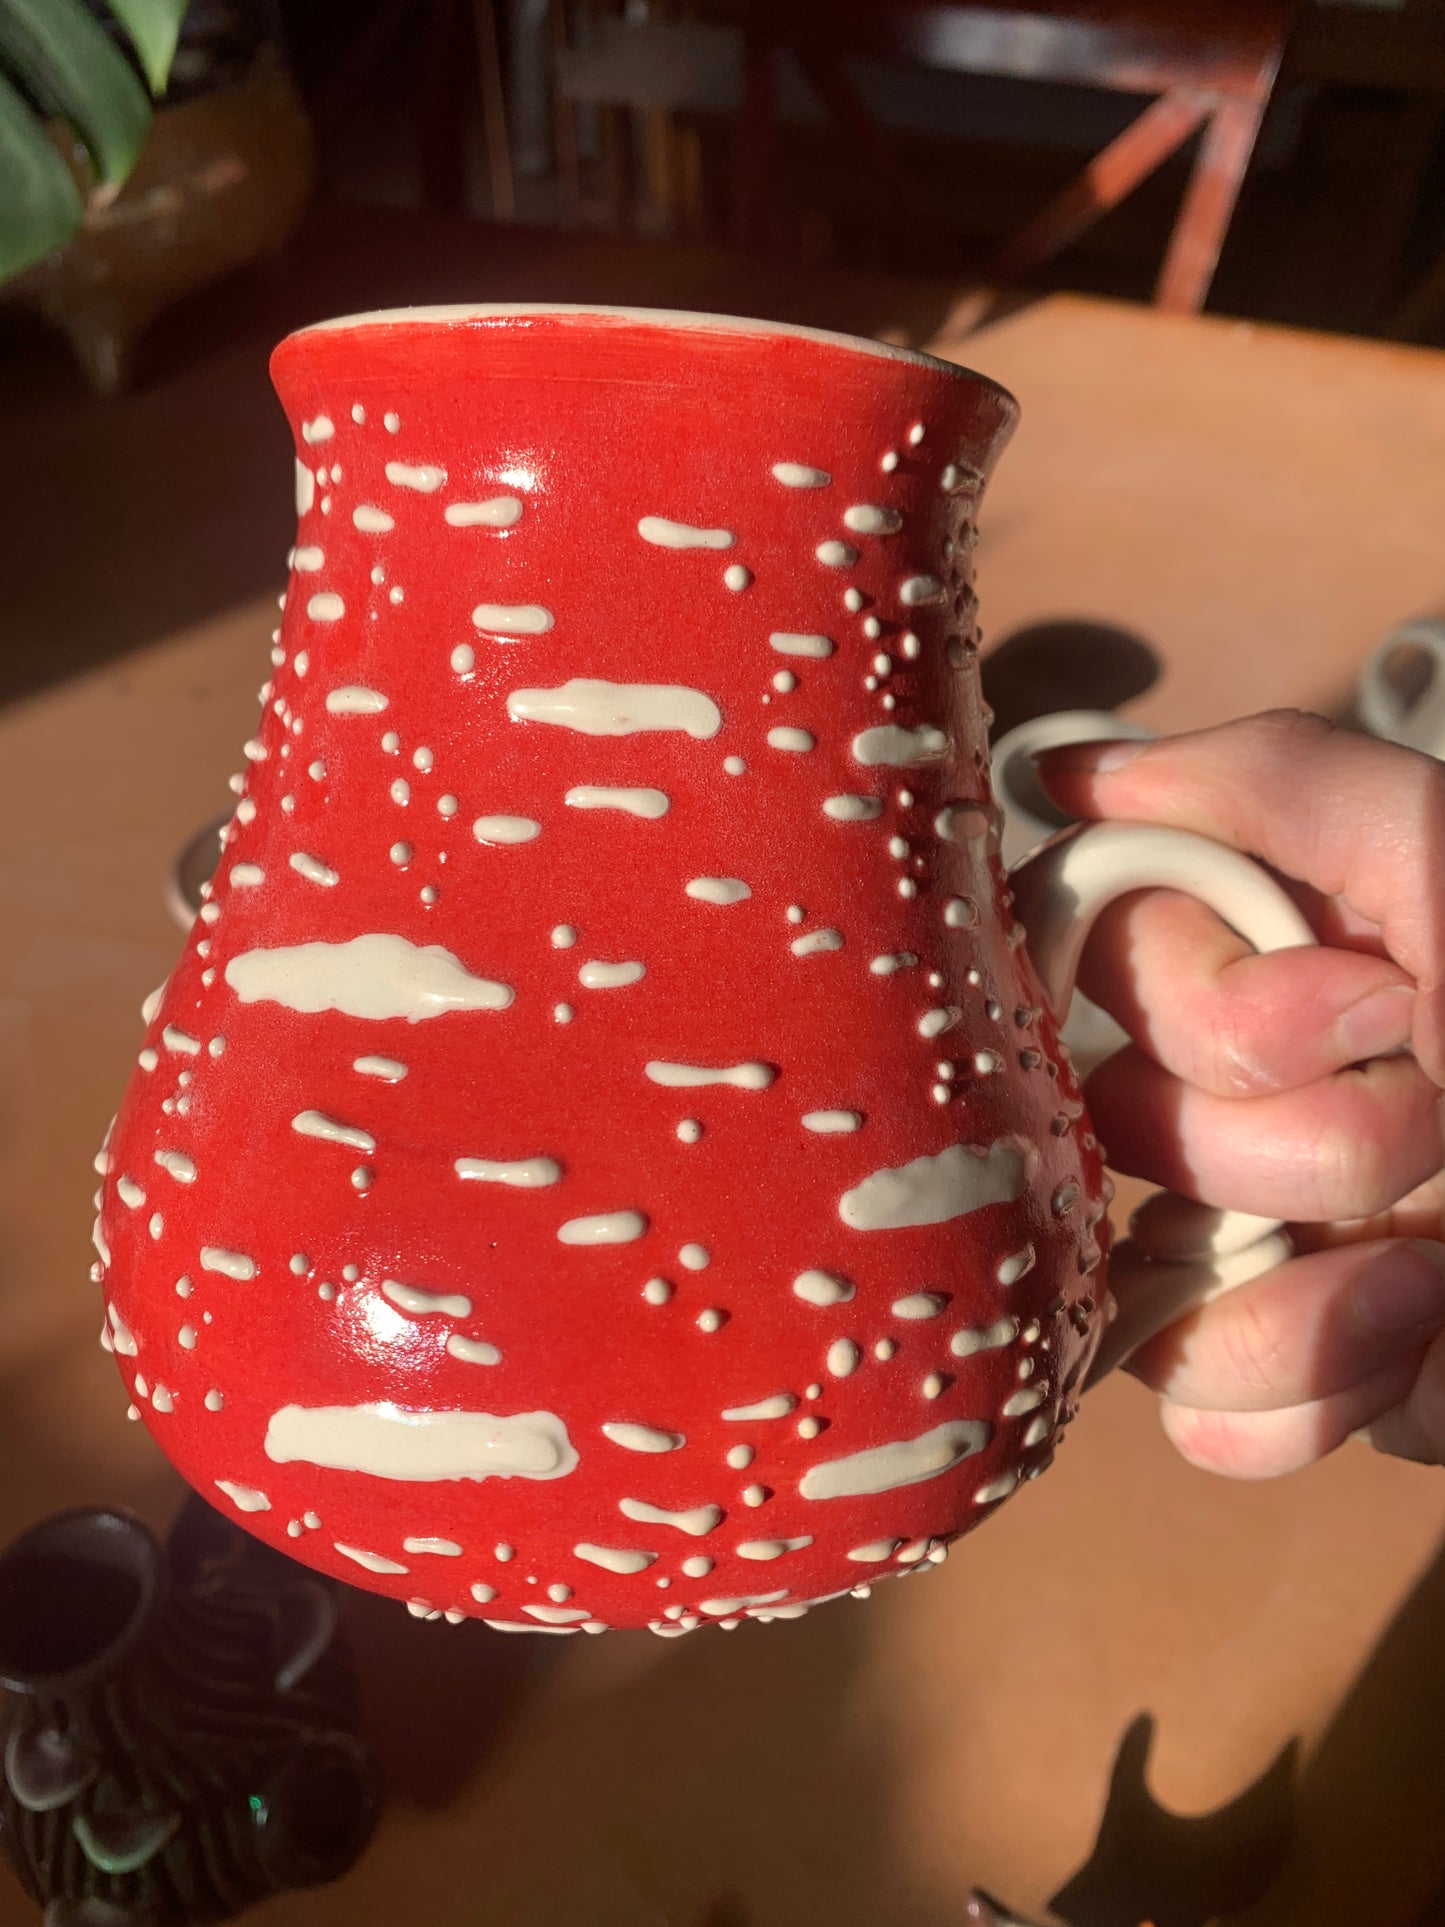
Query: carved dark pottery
[{"left": 0, "top": 1497, "right": 379, "bottom": 1924}]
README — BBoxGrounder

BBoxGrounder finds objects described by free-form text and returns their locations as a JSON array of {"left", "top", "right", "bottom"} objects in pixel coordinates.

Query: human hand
[{"left": 1034, "top": 710, "right": 1445, "bottom": 1476}]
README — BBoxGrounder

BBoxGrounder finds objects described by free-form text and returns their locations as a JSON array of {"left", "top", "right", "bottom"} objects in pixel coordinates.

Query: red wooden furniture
[{"left": 729, "top": 0, "right": 1299, "bottom": 312}]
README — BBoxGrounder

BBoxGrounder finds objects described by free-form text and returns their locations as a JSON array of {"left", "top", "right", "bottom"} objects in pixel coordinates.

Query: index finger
[{"left": 1034, "top": 710, "right": 1445, "bottom": 1086}]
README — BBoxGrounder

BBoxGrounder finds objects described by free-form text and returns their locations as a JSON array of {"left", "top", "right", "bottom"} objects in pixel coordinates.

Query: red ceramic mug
[{"left": 95, "top": 308, "right": 1310, "bottom": 1634}]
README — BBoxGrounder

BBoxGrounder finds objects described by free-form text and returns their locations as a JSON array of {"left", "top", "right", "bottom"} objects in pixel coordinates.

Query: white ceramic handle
[
  {"left": 1357, "top": 619, "right": 1445, "bottom": 753},
  {"left": 1008, "top": 822, "right": 1317, "bottom": 1381}
]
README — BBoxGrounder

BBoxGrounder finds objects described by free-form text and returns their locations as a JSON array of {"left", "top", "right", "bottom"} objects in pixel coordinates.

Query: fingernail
[
  {"left": 1031, "top": 739, "right": 1146, "bottom": 778},
  {"left": 1336, "top": 983, "right": 1416, "bottom": 1065},
  {"left": 1351, "top": 1242, "right": 1445, "bottom": 1337}
]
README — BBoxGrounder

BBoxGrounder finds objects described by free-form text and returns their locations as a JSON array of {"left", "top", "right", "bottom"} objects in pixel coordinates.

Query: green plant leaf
[
  {"left": 106, "top": 0, "right": 189, "bottom": 97},
  {"left": 0, "top": 64, "right": 84, "bottom": 278},
  {"left": 0, "top": 0, "right": 151, "bottom": 186}
]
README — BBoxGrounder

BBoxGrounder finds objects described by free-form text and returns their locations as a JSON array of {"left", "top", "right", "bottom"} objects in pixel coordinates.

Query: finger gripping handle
[
  {"left": 1007, "top": 822, "right": 1316, "bottom": 1025},
  {"left": 1008, "top": 822, "right": 1318, "bottom": 1382}
]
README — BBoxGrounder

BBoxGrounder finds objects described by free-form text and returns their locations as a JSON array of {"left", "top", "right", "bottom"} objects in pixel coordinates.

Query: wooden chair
[{"left": 728, "top": 0, "right": 1299, "bottom": 313}]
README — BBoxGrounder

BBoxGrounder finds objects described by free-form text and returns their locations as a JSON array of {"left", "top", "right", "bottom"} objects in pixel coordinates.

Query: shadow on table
[{"left": 980, "top": 620, "right": 1162, "bottom": 746}]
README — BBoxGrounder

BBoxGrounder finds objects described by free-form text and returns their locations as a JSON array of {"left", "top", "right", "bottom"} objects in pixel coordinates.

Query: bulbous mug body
[{"left": 94, "top": 309, "right": 1110, "bottom": 1633}]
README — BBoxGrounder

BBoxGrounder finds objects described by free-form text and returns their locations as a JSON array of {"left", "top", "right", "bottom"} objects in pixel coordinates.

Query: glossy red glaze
[{"left": 96, "top": 308, "right": 1110, "bottom": 1634}]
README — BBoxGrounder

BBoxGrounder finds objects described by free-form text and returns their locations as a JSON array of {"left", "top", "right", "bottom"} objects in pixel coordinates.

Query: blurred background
[{"left": 5, "top": 7, "right": 1445, "bottom": 1927}]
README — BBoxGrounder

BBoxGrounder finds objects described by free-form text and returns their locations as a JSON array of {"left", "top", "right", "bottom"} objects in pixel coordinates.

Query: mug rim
[{"left": 283, "top": 302, "right": 1015, "bottom": 403}]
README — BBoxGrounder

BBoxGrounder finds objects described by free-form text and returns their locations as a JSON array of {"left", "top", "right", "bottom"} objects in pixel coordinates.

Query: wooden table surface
[{"left": 4, "top": 243, "right": 1445, "bottom": 1927}]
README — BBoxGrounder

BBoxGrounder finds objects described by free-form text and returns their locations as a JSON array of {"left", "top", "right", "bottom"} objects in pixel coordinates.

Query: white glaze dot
[
  {"left": 554, "top": 1003, "right": 573, "bottom": 1023},
  {"left": 724, "top": 755, "right": 746, "bottom": 776},
  {"left": 697, "top": 1307, "right": 725, "bottom": 1333},
  {"left": 772, "top": 670, "right": 797, "bottom": 693},
  {"left": 643, "top": 1277, "right": 673, "bottom": 1305},
  {"left": 680, "top": 1243, "right": 710, "bottom": 1270},
  {"left": 875, "top": 1338, "right": 897, "bottom": 1361},
  {"left": 724, "top": 564, "right": 752, "bottom": 592},
  {"left": 727, "top": 1444, "right": 754, "bottom": 1469},
  {"left": 390, "top": 842, "right": 412, "bottom": 865},
  {"left": 677, "top": 1119, "right": 703, "bottom": 1143},
  {"left": 451, "top": 643, "right": 475, "bottom": 673}
]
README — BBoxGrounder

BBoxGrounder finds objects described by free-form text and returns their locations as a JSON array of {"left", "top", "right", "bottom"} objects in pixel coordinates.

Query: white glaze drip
[
  {"left": 847, "top": 1540, "right": 902, "bottom": 1562},
  {"left": 352, "top": 504, "right": 395, "bottom": 532},
  {"left": 699, "top": 1591, "right": 788, "bottom": 1616},
  {"left": 307, "top": 593, "right": 345, "bottom": 622},
  {"left": 226, "top": 936, "right": 513, "bottom": 1020},
  {"left": 770, "top": 633, "right": 834, "bottom": 657},
  {"left": 454, "top": 1156, "right": 562, "bottom": 1186},
  {"left": 827, "top": 1338, "right": 860, "bottom": 1377},
  {"left": 869, "top": 952, "right": 919, "bottom": 975},
  {"left": 852, "top": 724, "right": 948, "bottom": 766},
  {"left": 574, "top": 1544, "right": 657, "bottom": 1574},
  {"left": 950, "top": 1318, "right": 1019, "bottom": 1361},
  {"left": 325, "top": 685, "right": 389, "bottom": 715},
  {"left": 301, "top": 416, "right": 333, "bottom": 443},
  {"left": 772, "top": 463, "right": 831, "bottom": 488},
  {"left": 893, "top": 1293, "right": 947, "bottom": 1319},
  {"left": 200, "top": 1248, "right": 256, "bottom": 1280},
  {"left": 800, "top": 1418, "right": 991, "bottom": 1499},
  {"left": 645, "top": 1061, "right": 773, "bottom": 1090},
  {"left": 823, "top": 795, "right": 883, "bottom": 821},
  {"left": 266, "top": 1403, "right": 578, "bottom": 1481},
  {"left": 792, "top": 1270, "right": 854, "bottom": 1306},
  {"left": 800, "top": 1110, "right": 861, "bottom": 1133},
  {"left": 840, "top": 1141, "right": 1032, "bottom": 1231},
  {"left": 737, "top": 1538, "right": 812, "bottom": 1560},
  {"left": 446, "top": 1335, "right": 502, "bottom": 1366},
  {"left": 899, "top": 573, "right": 945, "bottom": 605},
  {"left": 215, "top": 1481, "right": 270, "bottom": 1513},
  {"left": 601, "top": 1423, "right": 684, "bottom": 1453},
  {"left": 154, "top": 1151, "right": 197, "bottom": 1184},
  {"left": 721, "top": 1393, "right": 797, "bottom": 1421},
  {"left": 403, "top": 1537, "right": 463, "bottom": 1556},
  {"left": 472, "top": 815, "right": 541, "bottom": 844},
  {"left": 162, "top": 1026, "right": 200, "bottom": 1055},
  {"left": 523, "top": 1603, "right": 592, "bottom": 1624},
  {"left": 767, "top": 726, "right": 814, "bottom": 752},
  {"left": 816, "top": 540, "right": 857, "bottom": 567},
  {"left": 354, "top": 1055, "right": 408, "bottom": 1080},
  {"left": 556, "top": 1210, "right": 647, "bottom": 1245},
  {"left": 565, "top": 785, "right": 670, "bottom": 818},
  {"left": 637, "top": 516, "right": 735, "bottom": 549},
  {"left": 382, "top": 1279, "right": 473, "bottom": 1317},
  {"left": 790, "top": 928, "right": 842, "bottom": 956},
  {"left": 291, "top": 1110, "right": 376, "bottom": 1153},
  {"left": 685, "top": 878, "right": 750, "bottom": 905},
  {"left": 507, "top": 680, "right": 721, "bottom": 739},
  {"left": 997, "top": 1246, "right": 1036, "bottom": 1285},
  {"left": 230, "top": 863, "right": 265, "bottom": 888},
  {"left": 445, "top": 496, "right": 523, "bottom": 527},
  {"left": 579, "top": 960, "right": 645, "bottom": 988},
  {"left": 472, "top": 604, "right": 554, "bottom": 635},
  {"left": 288, "top": 852, "right": 339, "bottom": 887},
  {"left": 618, "top": 1497, "right": 721, "bottom": 1537},
  {"left": 292, "top": 546, "right": 324, "bottom": 571},
  {"left": 385, "top": 461, "right": 446, "bottom": 492},
  {"left": 843, "top": 504, "right": 903, "bottom": 534},
  {"left": 335, "top": 1543, "right": 409, "bottom": 1574}
]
